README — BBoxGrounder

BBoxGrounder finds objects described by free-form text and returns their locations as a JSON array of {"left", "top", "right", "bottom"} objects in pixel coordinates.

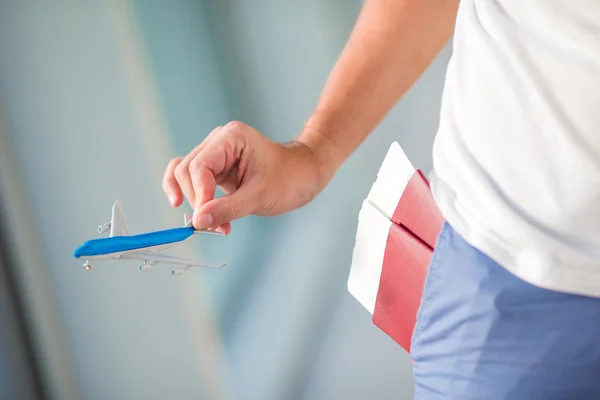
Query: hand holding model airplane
[{"left": 73, "top": 200, "right": 227, "bottom": 276}]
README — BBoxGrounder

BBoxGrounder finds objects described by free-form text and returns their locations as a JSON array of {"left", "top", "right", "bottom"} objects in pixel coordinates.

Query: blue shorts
[{"left": 411, "top": 222, "right": 600, "bottom": 399}]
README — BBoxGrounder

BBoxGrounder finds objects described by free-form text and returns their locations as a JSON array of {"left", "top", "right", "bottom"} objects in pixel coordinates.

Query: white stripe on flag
[{"left": 348, "top": 142, "right": 416, "bottom": 315}]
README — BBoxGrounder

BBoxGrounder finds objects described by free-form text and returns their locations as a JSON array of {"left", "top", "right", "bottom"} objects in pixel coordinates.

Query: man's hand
[{"left": 162, "top": 121, "right": 332, "bottom": 233}]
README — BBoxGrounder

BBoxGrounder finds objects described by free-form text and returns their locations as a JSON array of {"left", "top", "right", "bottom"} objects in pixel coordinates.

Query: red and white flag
[{"left": 348, "top": 142, "right": 445, "bottom": 352}]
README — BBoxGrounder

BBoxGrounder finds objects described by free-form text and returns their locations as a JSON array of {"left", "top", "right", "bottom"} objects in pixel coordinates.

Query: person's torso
[{"left": 431, "top": 0, "right": 600, "bottom": 296}]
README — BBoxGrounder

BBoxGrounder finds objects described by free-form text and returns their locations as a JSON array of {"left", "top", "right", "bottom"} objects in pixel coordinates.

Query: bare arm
[
  {"left": 164, "top": 0, "right": 459, "bottom": 230},
  {"left": 298, "top": 0, "right": 459, "bottom": 184}
]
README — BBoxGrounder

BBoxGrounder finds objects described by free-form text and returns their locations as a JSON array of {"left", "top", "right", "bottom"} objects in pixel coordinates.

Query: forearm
[{"left": 297, "top": 0, "right": 459, "bottom": 182}]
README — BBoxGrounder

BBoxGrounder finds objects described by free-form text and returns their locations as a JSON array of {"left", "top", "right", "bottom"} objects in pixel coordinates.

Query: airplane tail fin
[
  {"left": 109, "top": 200, "right": 129, "bottom": 237},
  {"left": 184, "top": 213, "right": 193, "bottom": 227}
]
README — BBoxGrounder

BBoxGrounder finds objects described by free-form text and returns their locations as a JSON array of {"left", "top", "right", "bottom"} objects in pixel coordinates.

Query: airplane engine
[
  {"left": 138, "top": 260, "right": 156, "bottom": 272},
  {"left": 171, "top": 268, "right": 188, "bottom": 276},
  {"left": 97, "top": 222, "right": 111, "bottom": 234},
  {"left": 138, "top": 264, "right": 154, "bottom": 272}
]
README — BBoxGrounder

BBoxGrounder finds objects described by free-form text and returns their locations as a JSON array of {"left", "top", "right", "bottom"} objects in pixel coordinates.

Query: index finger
[{"left": 191, "top": 163, "right": 217, "bottom": 211}]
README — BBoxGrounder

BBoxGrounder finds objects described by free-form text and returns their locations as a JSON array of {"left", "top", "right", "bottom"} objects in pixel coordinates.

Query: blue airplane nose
[{"left": 73, "top": 246, "right": 84, "bottom": 258}]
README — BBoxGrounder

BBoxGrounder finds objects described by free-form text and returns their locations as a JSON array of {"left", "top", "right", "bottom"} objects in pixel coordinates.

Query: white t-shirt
[{"left": 430, "top": 0, "right": 600, "bottom": 297}]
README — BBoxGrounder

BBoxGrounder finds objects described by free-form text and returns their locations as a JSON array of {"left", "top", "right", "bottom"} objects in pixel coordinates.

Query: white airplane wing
[
  {"left": 110, "top": 200, "right": 129, "bottom": 237},
  {"left": 120, "top": 251, "right": 227, "bottom": 268}
]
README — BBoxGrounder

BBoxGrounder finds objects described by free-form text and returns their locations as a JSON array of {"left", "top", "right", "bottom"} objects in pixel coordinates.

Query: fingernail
[
  {"left": 168, "top": 194, "right": 176, "bottom": 205},
  {"left": 196, "top": 213, "right": 213, "bottom": 229}
]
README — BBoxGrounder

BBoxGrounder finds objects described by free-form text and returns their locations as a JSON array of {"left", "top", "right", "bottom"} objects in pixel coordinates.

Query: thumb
[{"left": 192, "top": 187, "right": 256, "bottom": 229}]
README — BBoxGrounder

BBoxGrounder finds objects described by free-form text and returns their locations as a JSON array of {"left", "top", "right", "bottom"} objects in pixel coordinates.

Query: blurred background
[{"left": 0, "top": 1, "right": 451, "bottom": 399}]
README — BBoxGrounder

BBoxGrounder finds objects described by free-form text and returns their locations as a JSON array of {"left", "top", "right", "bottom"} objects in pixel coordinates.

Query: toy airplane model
[{"left": 73, "top": 200, "right": 227, "bottom": 276}]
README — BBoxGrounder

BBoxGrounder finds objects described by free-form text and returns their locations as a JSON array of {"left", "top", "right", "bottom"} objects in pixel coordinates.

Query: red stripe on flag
[
  {"left": 372, "top": 170, "right": 445, "bottom": 352},
  {"left": 373, "top": 223, "right": 432, "bottom": 352},
  {"left": 391, "top": 170, "right": 445, "bottom": 249}
]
